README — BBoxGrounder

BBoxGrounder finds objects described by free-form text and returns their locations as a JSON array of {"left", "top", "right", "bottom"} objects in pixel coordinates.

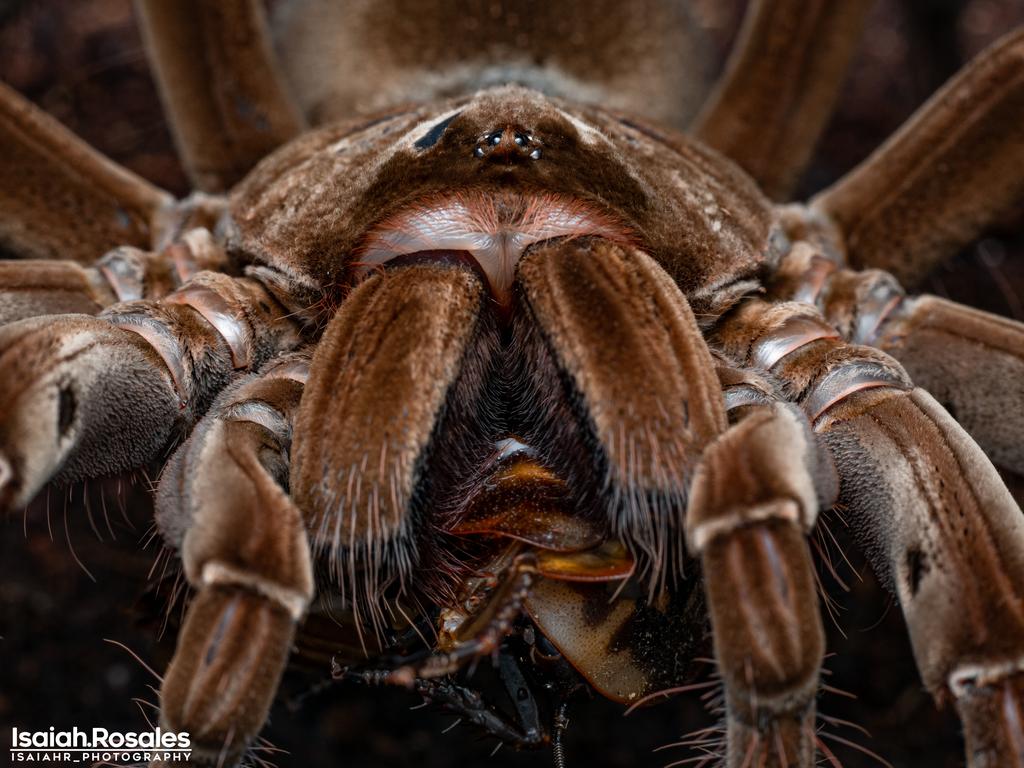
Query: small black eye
[{"left": 414, "top": 111, "right": 462, "bottom": 150}]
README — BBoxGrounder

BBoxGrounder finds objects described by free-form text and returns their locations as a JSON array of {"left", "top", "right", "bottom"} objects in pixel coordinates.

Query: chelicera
[{"left": 1, "top": 2, "right": 1023, "bottom": 767}]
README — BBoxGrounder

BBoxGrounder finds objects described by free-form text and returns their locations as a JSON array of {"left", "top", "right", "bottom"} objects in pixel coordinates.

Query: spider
[{"left": 1, "top": 1, "right": 1023, "bottom": 767}]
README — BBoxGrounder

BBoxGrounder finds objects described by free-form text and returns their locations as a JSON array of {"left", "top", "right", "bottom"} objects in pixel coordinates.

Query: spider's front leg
[
  {"left": 153, "top": 352, "right": 313, "bottom": 767},
  {"left": 0, "top": 271, "right": 299, "bottom": 512},
  {"left": 715, "top": 299, "right": 1024, "bottom": 767},
  {"left": 513, "top": 239, "right": 833, "bottom": 767}
]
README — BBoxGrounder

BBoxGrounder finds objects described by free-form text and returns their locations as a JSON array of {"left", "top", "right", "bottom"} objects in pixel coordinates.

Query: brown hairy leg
[
  {"left": 714, "top": 297, "right": 1024, "bottom": 768},
  {"left": 687, "top": 383, "right": 836, "bottom": 768},
  {"left": 153, "top": 351, "right": 314, "bottom": 766},
  {"left": 136, "top": 0, "right": 305, "bottom": 193},
  {"left": 812, "top": 27, "right": 1024, "bottom": 285},
  {"left": 0, "top": 227, "right": 228, "bottom": 325},
  {"left": 691, "top": 0, "right": 873, "bottom": 200},
  {"left": 0, "top": 271, "right": 299, "bottom": 513},
  {"left": 512, "top": 238, "right": 724, "bottom": 591},
  {"left": 0, "top": 80, "right": 173, "bottom": 262},
  {"left": 769, "top": 242, "right": 1024, "bottom": 476}
]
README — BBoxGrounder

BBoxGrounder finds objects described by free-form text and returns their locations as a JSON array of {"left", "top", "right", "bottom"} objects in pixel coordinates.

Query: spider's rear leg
[
  {"left": 136, "top": 0, "right": 304, "bottom": 193},
  {"left": 772, "top": 247, "right": 1024, "bottom": 475},
  {"left": 715, "top": 298, "right": 1024, "bottom": 767},
  {"left": 811, "top": 27, "right": 1024, "bottom": 285},
  {"left": 691, "top": 0, "right": 872, "bottom": 200},
  {"left": 0, "top": 80, "right": 173, "bottom": 262},
  {"left": 153, "top": 352, "right": 313, "bottom": 766},
  {"left": 0, "top": 272, "right": 299, "bottom": 512},
  {"left": 873, "top": 295, "right": 1024, "bottom": 474}
]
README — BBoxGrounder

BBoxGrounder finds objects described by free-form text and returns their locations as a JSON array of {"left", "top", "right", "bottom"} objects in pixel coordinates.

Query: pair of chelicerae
[{"left": 1, "top": 1, "right": 1023, "bottom": 766}]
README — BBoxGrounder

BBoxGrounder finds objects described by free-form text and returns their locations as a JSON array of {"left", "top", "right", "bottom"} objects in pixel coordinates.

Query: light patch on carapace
[{"left": 354, "top": 191, "right": 635, "bottom": 302}]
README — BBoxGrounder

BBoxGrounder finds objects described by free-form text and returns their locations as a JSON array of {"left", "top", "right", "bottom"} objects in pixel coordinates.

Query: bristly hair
[{"left": 307, "top": 293, "right": 505, "bottom": 649}]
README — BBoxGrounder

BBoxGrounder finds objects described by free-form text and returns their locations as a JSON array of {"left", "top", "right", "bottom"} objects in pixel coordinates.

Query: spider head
[{"left": 228, "top": 85, "right": 775, "bottom": 324}]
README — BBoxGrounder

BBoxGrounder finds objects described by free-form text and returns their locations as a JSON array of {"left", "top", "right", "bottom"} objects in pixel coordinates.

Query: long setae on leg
[
  {"left": 154, "top": 351, "right": 314, "bottom": 766},
  {"left": 714, "top": 298, "right": 1024, "bottom": 767},
  {"left": 688, "top": 366, "right": 836, "bottom": 768}
]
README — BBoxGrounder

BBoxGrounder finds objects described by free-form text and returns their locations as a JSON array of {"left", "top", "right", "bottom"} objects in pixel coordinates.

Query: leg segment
[
  {"left": 0, "top": 271, "right": 298, "bottom": 511},
  {"left": 812, "top": 28, "right": 1024, "bottom": 284},
  {"left": 686, "top": 364, "right": 835, "bottom": 767},
  {"left": 0, "top": 80, "right": 172, "bottom": 262},
  {"left": 153, "top": 352, "right": 313, "bottom": 766},
  {"left": 770, "top": 246, "right": 1024, "bottom": 474},
  {"left": 874, "top": 294, "right": 1024, "bottom": 475},
  {"left": 512, "top": 238, "right": 725, "bottom": 592},
  {"left": 691, "top": 0, "right": 872, "bottom": 200},
  {"left": 136, "top": 0, "right": 305, "bottom": 192},
  {"left": 0, "top": 228, "right": 227, "bottom": 324},
  {"left": 714, "top": 298, "right": 1024, "bottom": 767}
]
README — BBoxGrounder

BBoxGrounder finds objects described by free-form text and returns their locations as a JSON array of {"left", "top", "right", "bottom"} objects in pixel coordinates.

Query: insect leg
[
  {"left": 714, "top": 298, "right": 1024, "bottom": 768},
  {"left": 0, "top": 80, "right": 173, "bottom": 263},
  {"left": 691, "top": 0, "right": 872, "bottom": 200},
  {"left": 0, "top": 272, "right": 299, "bottom": 512},
  {"left": 812, "top": 28, "right": 1024, "bottom": 285},
  {"left": 686, "top": 362, "right": 835, "bottom": 768},
  {"left": 136, "top": 0, "right": 305, "bottom": 192},
  {"left": 154, "top": 352, "right": 313, "bottom": 766}
]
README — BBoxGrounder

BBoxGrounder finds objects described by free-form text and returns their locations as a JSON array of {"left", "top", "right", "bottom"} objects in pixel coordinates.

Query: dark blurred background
[{"left": 1, "top": 1, "right": 1023, "bottom": 766}]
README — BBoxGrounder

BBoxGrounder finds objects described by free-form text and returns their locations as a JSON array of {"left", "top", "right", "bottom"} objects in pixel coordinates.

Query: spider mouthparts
[{"left": 353, "top": 191, "right": 632, "bottom": 304}]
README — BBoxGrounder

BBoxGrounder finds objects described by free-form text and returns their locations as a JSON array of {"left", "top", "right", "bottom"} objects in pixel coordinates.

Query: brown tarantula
[{"left": 2, "top": 1, "right": 1024, "bottom": 766}]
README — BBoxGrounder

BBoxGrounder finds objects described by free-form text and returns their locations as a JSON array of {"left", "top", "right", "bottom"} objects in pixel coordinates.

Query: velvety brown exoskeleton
[{"left": 2, "top": 1, "right": 1024, "bottom": 766}]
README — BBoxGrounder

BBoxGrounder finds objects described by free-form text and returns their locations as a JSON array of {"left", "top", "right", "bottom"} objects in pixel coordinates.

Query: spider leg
[
  {"left": 771, "top": 247, "right": 1024, "bottom": 475},
  {"left": 136, "top": 0, "right": 305, "bottom": 193},
  {"left": 874, "top": 295, "right": 1024, "bottom": 474},
  {"left": 512, "top": 238, "right": 724, "bottom": 593},
  {"left": 0, "top": 80, "right": 173, "bottom": 262},
  {"left": 154, "top": 352, "right": 314, "bottom": 766},
  {"left": 811, "top": 27, "right": 1024, "bottom": 285},
  {"left": 291, "top": 263, "right": 501, "bottom": 637},
  {"left": 691, "top": 0, "right": 872, "bottom": 200},
  {"left": 714, "top": 298, "right": 1024, "bottom": 767},
  {"left": 0, "top": 227, "right": 227, "bottom": 324},
  {"left": 0, "top": 271, "right": 299, "bottom": 512},
  {"left": 685, "top": 361, "right": 835, "bottom": 768}
]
